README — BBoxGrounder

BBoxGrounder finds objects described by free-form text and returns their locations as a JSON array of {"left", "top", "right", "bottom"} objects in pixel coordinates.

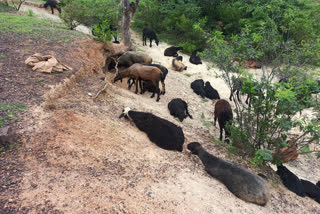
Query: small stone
[
  {"left": 88, "top": 92, "right": 92, "bottom": 96},
  {"left": 30, "top": 182, "right": 38, "bottom": 188},
  {"left": 0, "top": 126, "right": 15, "bottom": 147}
]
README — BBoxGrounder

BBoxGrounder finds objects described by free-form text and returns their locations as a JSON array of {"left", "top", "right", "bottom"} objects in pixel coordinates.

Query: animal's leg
[
  {"left": 246, "top": 95, "right": 252, "bottom": 107},
  {"left": 150, "top": 38, "right": 152, "bottom": 47},
  {"left": 150, "top": 80, "right": 156, "bottom": 98},
  {"left": 156, "top": 81, "right": 160, "bottom": 102},
  {"left": 141, "top": 81, "right": 146, "bottom": 94},
  {"left": 57, "top": 7, "right": 61, "bottom": 14},
  {"left": 151, "top": 80, "right": 160, "bottom": 101},
  {"left": 143, "top": 35, "right": 146, "bottom": 46},
  {"left": 127, "top": 78, "right": 135, "bottom": 90},
  {"left": 219, "top": 122, "right": 223, "bottom": 141},
  {"left": 236, "top": 90, "right": 241, "bottom": 103},
  {"left": 214, "top": 114, "right": 217, "bottom": 126},
  {"left": 160, "top": 80, "right": 165, "bottom": 95},
  {"left": 229, "top": 88, "right": 235, "bottom": 101},
  {"left": 51, "top": 6, "right": 54, "bottom": 14},
  {"left": 139, "top": 79, "right": 143, "bottom": 94},
  {"left": 135, "top": 78, "right": 139, "bottom": 94}
]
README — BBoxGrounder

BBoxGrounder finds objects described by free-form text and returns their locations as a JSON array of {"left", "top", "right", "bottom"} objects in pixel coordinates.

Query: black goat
[
  {"left": 119, "top": 108, "right": 184, "bottom": 152},
  {"left": 44, "top": 0, "right": 61, "bottom": 14},
  {"left": 189, "top": 48, "right": 203, "bottom": 65},
  {"left": 204, "top": 81, "right": 220, "bottom": 100},
  {"left": 301, "top": 179, "right": 320, "bottom": 203},
  {"left": 168, "top": 98, "right": 193, "bottom": 122},
  {"left": 164, "top": 46, "right": 183, "bottom": 57},
  {"left": 191, "top": 79, "right": 206, "bottom": 98},
  {"left": 142, "top": 28, "right": 159, "bottom": 47},
  {"left": 187, "top": 142, "right": 270, "bottom": 206},
  {"left": 276, "top": 165, "right": 306, "bottom": 197},
  {"left": 214, "top": 99, "right": 233, "bottom": 142}
]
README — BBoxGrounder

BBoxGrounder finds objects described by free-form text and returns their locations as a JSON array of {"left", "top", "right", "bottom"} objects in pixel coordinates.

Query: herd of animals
[
  {"left": 40, "top": 1, "right": 320, "bottom": 207},
  {"left": 109, "top": 28, "right": 320, "bottom": 206}
]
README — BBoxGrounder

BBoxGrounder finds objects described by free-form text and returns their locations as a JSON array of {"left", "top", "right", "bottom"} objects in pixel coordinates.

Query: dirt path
[{"left": 1, "top": 5, "right": 319, "bottom": 213}]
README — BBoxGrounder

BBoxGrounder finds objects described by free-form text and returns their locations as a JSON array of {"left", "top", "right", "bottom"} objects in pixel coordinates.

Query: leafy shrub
[
  {"left": 27, "top": 9, "right": 34, "bottom": 17},
  {"left": 60, "top": 0, "right": 121, "bottom": 30},
  {"left": 92, "top": 20, "right": 118, "bottom": 42},
  {"left": 205, "top": 26, "right": 320, "bottom": 165}
]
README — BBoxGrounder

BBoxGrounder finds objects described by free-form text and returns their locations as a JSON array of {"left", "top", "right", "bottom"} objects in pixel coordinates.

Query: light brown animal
[
  {"left": 113, "top": 63, "right": 165, "bottom": 102},
  {"left": 172, "top": 58, "right": 187, "bottom": 71}
]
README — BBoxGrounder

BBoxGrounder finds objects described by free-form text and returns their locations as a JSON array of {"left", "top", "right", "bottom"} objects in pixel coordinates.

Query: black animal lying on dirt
[
  {"left": 189, "top": 48, "right": 203, "bottom": 65},
  {"left": 190, "top": 79, "right": 206, "bottom": 98},
  {"left": 204, "top": 81, "right": 220, "bottom": 100},
  {"left": 276, "top": 165, "right": 306, "bottom": 197},
  {"left": 164, "top": 46, "right": 183, "bottom": 57},
  {"left": 119, "top": 108, "right": 185, "bottom": 152},
  {"left": 44, "top": 0, "right": 61, "bottom": 15},
  {"left": 168, "top": 98, "right": 193, "bottom": 122},
  {"left": 187, "top": 142, "right": 270, "bottom": 206},
  {"left": 300, "top": 179, "right": 320, "bottom": 203}
]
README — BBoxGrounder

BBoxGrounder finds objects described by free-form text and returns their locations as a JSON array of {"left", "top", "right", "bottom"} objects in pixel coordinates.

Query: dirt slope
[
  {"left": 11, "top": 31, "right": 319, "bottom": 213},
  {"left": 1, "top": 6, "right": 319, "bottom": 212}
]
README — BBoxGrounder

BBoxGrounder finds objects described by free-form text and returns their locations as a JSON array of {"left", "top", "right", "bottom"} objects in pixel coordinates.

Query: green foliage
[
  {"left": 201, "top": 99, "right": 209, "bottom": 103},
  {"left": 0, "top": 3, "right": 14, "bottom": 12},
  {"left": 133, "top": 0, "right": 206, "bottom": 53},
  {"left": 0, "top": 103, "right": 26, "bottom": 128},
  {"left": 133, "top": 0, "right": 320, "bottom": 61},
  {"left": 92, "top": 20, "right": 118, "bottom": 42},
  {"left": 253, "top": 149, "right": 273, "bottom": 166},
  {"left": 60, "top": 0, "right": 121, "bottom": 30},
  {"left": 27, "top": 9, "right": 34, "bottom": 17},
  {"left": 205, "top": 25, "right": 320, "bottom": 165}
]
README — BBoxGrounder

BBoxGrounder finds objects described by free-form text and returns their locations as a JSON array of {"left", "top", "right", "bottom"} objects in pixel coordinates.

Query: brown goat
[
  {"left": 172, "top": 58, "right": 187, "bottom": 71},
  {"left": 113, "top": 63, "right": 165, "bottom": 102},
  {"left": 214, "top": 99, "right": 233, "bottom": 142}
]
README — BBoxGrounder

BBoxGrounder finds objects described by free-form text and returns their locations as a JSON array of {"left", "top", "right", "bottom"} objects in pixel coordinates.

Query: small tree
[
  {"left": 205, "top": 26, "right": 320, "bottom": 166},
  {"left": 60, "top": 0, "right": 121, "bottom": 31},
  {"left": 9, "top": 0, "right": 25, "bottom": 11},
  {"left": 121, "top": 0, "right": 139, "bottom": 49}
]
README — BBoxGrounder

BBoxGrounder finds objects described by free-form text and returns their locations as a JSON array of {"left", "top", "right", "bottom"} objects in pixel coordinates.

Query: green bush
[
  {"left": 60, "top": 0, "right": 121, "bottom": 30},
  {"left": 205, "top": 26, "right": 320, "bottom": 165},
  {"left": 132, "top": 0, "right": 320, "bottom": 61},
  {"left": 92, "top": 20, "right": 118, "bottom": 42}
]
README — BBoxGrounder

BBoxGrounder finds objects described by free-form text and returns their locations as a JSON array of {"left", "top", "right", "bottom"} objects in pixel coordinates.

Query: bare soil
[{"left": 0, "top": 5, "right": 319, "bottom": 214}]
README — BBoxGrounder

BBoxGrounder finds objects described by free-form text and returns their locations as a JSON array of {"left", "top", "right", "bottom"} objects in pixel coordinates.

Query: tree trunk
[{"left": 121, "top": 0, "right": 139, "bottom": 49}]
